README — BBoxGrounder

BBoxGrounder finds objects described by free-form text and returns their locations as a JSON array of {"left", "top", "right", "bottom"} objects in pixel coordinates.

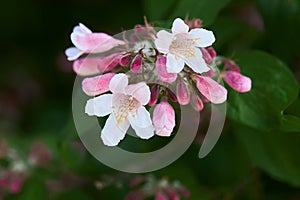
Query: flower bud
[
  {"left": 194, "top": 75, "right": 227, "bottom": 104},
  {"left": 119, "top": 54, "right": 132, "bottom": 66},
  {"left": 82, "top": 73, "right": 115, "bottom": 96},
  {"left": 176, "top": 79, "right": 190, "bottom": 105},
  {"left": 130, "top": 54, "right": 142, "bottom": 73},
  {"left": 190, "top": 92, "right": 204, "bottom": 111},
  {"left": 224, "top": 71, "right": 252, "bottom": 92},
  {"left": 148, "top": 85, "right": 159, "bottom": 106},
  {"left": 153, "top": 100, "right": 175, "bottom": 137}
]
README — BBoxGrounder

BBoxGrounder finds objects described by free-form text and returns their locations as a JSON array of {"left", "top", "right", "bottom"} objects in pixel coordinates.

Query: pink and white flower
[
  {"left": 85, "top": 73, "right": 154, "bottom": 146},
  {"left": 154, "top": 18, "right": 215, "bottom": 74},
  {"left": 65, "top": 23, "right": 125, "bottom": 61},
  {"left": 153, "top": 100, "right": 175, "bottom": 137}
]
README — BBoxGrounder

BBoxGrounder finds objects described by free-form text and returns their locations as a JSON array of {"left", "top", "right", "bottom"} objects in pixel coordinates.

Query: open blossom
[
  {"left": 85, "top": 73, "right": 154, "bottom": 146},
  {"left": 154, "top": 18, "right": 215, "bottom": 74},
  {"left": 153, "top": 100, "right": 175, "bottom": 137},
  {"left": 65, "top": 23, "right": 125, "bottom": 61}
]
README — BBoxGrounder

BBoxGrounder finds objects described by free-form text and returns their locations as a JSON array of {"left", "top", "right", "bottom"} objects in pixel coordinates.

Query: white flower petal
[
  {"left": 109, "top": 73, "right": 128, "bottom": 94},
  {"left": 128, "top": 106, "right": 154, "bottom": 139},
  {"left": 85, "top": 94, "right": 113, "bottom": 117},
  {"left": 125, "top": 82, "right": 151, "bottom": 105},
  {"left": 189, "top": 28, "right": 216, "bottom": 47},
  {"left": 79, "top": 23, "right": 92, "bottom": 34},
  {"left": 101, "top": 114, "right": 130, "bottom": 146},
  {"left": 171, "top": 18, "right": 189, "bottom": 33},
  {"left": 154, "top": 30, "right": 173, "bottom": 54},
  {"left": 166, "top": 53, "right": 185, "bottom": 73},
  {"left": 184, "top": 48, "right": 210, "bottom": 73},
  {"left": 65, "top": 47, "right": 83, "bottom": 61}
]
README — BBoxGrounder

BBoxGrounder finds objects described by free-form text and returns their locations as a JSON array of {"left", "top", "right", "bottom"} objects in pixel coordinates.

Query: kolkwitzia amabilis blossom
[
  {"left": 65, "top": 23, "right": 125, "bottom": 61},
  {"left": 85, "top": 73, "right": 154, "bottom": 146},
  {"left": 154, "top": 18, "right": 215, "bottom": 74}
]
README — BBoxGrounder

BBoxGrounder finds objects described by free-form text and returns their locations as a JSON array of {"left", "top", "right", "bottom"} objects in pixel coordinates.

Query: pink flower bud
[
  {"left": 130, "top": 54, "right": 142, "bottom": 73},
  {"left": 82, "top": 73, "right": 115, "bottom": 96},
  {"left": 0, "top": 174, "right": 9, "bottom": 187},
  {"left": 206, "top": 47, "right": 217, "bottom": 58},
  {"left": 73, "top": 53, "right": 121, "bottom": 76},
  {"left": 153, "top": 101, "right": 175, "bottom": 137},
  {"left": 224, "top": 59, "right": 240, "bottom": 73},
  {"left": 176, "top": 79, "right": 190, "bottom": 105},
  {"left": 155, "top": 192, "right": 168, "bottom": 200},
  {"left": 190, "top": 92, "right": 204, "bottom": 111},
  {"left": 119, "top": 54, "right": 132, "bottom": 66},
  {"left": 156, "top": 55, "right": 177, "bottom": 83},
  {"left": 9, "top": 177, "right": 23, "bottom": 193},
  {"left": 168, "top": 90, "right": 178, "bottom": 102},
  {"left": 148, "top": 85, "right": 159, "bottom": 106},
  {"left": 224, "top": 71, "right": 252, "bottom": 92},
  {"left": 165, "top": 188, "right": 179, "bottom": 200},
  {"left": 204, "top": 69, "right": 215, "bottom": 77},
  {"left": 194, "top": 75, "right": 227, "bottom": 104},
  {"left": 200, "top": 48, "right": 213, "bottom": 63},
  {"left": 177, "top": 186, "right": 190, "bottom": 198}
]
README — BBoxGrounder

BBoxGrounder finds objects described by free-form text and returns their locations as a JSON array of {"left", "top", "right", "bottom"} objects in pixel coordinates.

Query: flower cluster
[
  {"left": 94, "top": 174, "right": 190, "bottom": 200},
  {"left": 0, "top": 139, "right": 52, "bottom": 197},
  {"left": 65, "top": 18, "right": 251, "bottom": 146}
]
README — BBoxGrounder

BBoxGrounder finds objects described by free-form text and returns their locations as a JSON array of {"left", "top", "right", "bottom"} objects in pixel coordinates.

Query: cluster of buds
[
  {"left": 65, "top": 17, "right": 251, "bottom": 146},
  {"left": 0, "top": 139, "right": 52, "bottom": 197}
]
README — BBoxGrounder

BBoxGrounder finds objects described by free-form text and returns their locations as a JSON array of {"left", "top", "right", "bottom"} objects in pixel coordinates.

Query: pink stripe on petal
[
  {"left": 195, "top": 75, "right": 227, "bottom": 104},
  {"left": 82, "top": 73, "right": 115, "bottom": 96},
  {"left": 156, "top": 55, "right": 177, "bottom": 83},
  {"left": 224, "top": 71, "right": 252, "bottom": 92}
]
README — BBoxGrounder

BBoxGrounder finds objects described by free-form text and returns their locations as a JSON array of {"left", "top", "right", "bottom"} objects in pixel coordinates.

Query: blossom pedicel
[{"left": 65, "top": 18, "right": 252, "bottom": 146}]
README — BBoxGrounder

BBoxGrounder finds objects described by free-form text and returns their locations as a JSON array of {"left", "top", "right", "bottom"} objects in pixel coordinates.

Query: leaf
[
  {"left": 234, "top": 123, "right": 300, "bottom": 187},
  {"left": 256, "top": 0, "right": 300, "bottom": 64},
  {"left": 143, "top": 0, "right": 232, "bottom": 26},
  {"left": 227, "top": 50, "right": 300, "bottom": 132}
]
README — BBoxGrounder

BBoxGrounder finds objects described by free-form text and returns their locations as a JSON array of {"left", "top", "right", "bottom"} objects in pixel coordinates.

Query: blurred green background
[{"left": 1, "top": 0, "right": 300, "bottom": 199}]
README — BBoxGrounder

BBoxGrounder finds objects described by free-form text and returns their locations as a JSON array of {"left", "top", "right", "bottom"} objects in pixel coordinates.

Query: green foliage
[
  {"left": 144, "top": 0, "right": 232, "bottom": 26},
  {"left": 228, "top": 50, "right": 300, "bottom": 132}
]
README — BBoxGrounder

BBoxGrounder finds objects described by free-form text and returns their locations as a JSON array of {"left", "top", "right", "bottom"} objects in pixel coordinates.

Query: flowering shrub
[{"left": 65, "top": 18, "right": 251, "bottom": 146}]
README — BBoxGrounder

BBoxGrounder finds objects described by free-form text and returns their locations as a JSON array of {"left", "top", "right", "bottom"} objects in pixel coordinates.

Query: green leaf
[
  {"left": 227, "top": 50, "right": 300, "bottom": 132},
  {"left": 234, "top": 123, "right": 300, "bottom": 187},
  {"left": 143, "top": 0, "right": 232, "bottom": 26},
  {"left": 12, "top": 178, "right": 48, "bottom": 200}
]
